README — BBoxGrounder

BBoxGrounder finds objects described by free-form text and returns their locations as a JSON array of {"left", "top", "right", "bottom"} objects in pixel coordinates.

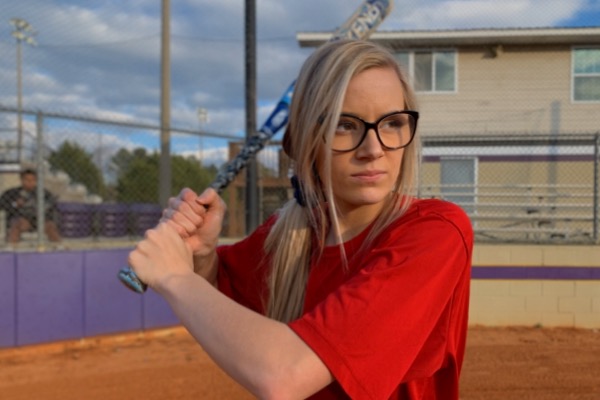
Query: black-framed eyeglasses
[{"left": 331, "top": 110, "right": 419, "bottom": 152}]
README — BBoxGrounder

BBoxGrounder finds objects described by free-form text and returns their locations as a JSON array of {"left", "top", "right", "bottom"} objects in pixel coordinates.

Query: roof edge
[{"left": 297, "top": 26, "right": 600, "bottom": 48}]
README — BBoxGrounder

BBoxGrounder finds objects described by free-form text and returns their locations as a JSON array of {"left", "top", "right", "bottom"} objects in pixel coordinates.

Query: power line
[{"left": 0, "top": 34, "right": 297, "bottom": 49}]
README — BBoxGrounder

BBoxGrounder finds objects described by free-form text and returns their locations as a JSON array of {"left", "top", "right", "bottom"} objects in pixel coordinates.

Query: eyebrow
[{"left": 339, "top": 110, "right": 406, "bottom": 121}]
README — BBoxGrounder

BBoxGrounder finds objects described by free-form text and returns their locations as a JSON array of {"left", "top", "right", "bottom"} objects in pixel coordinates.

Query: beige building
[{"left": 298, "top": 27, "right": 600, "bottom": 135}]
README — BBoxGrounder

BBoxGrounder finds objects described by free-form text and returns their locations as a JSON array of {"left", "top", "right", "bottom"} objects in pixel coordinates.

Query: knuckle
[{"left": 146, "top": 228, "right": 158, "bottom": 240}]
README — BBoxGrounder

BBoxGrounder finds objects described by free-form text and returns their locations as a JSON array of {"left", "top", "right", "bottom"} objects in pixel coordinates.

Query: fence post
[
  {"left": 35, "top": 112, "right": 46, "bottom": 250},
  {"left": 594, "top": 133, "right": 599, "bottom": 244}
]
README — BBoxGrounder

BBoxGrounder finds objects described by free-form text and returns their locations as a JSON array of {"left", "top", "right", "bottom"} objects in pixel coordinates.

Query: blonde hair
[{"left": 264, "top": 40, "right": 420, "bottom": 322}]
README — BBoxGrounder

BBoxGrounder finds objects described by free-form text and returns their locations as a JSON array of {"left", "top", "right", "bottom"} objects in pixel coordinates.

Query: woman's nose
[{"left": 355, "top": 128, "right": 384, "bottom": 159}]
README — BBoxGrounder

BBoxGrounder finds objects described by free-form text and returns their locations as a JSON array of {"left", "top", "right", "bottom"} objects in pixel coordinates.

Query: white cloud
[
  {"left": 383, "top": 0, "right": 586, "bottom": 29},
  {"left": 179, "top": 145, "right": 229, "bottom": 167},
  {"left": 0, "top": 0, "right": 593, "bottom": 154},
  {"left": 178, "top": 143, "right": 285, "bottom": 172}
]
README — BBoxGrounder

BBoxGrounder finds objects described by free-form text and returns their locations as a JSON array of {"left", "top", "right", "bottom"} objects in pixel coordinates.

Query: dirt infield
[{"left": 0, "top": 326, "right": 598, "bottom": 399}]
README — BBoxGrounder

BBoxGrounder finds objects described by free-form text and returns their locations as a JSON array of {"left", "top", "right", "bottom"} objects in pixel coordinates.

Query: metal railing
[{"left": 421, "top": 134, "right": 600, "bottom": 244}]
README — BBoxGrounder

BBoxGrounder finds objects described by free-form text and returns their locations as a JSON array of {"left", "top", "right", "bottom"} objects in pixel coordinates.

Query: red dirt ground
[{"left": 0, "top": 325, "right": 598, "bottom": 399}]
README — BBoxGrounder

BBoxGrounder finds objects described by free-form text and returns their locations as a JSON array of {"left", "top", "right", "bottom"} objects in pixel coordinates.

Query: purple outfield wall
[
  {"left": 0, "top": 248, "right": 179, "bottom": 348},
  {"left": 1, "top": 249, "right": 599, "bottom": 348}
]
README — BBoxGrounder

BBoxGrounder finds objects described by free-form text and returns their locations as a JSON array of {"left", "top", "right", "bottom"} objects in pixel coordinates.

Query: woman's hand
[
  {"left": 128, "top": 221, "right": 194, "bottom": 292},
  {"left": 161, "top": 187, "right": 226, "bottom": 257}
]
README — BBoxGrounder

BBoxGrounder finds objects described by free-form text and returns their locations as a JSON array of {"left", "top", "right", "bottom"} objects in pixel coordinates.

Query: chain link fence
[
  {"left": 0, "top": 107, "right": 598, "bottom": 249},
  {"left": 0, "top": 106, "right": 240, "bottom": 249},
  {"left": 229, "top": 133, "right": 600, "bottom": 244},
  {"left": 420, "top": 134, "right": 599, "bottom": 244},
  {"left": 1, "top": 1, "right": 598, "bottom": 251}
]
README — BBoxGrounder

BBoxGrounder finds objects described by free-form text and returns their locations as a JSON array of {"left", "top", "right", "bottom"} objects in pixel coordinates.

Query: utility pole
[
  {"left": 245, "top": 0, "right": 259, "bottom": 233},
  {"left": 159, "top": 0, "right": 171, "bottom": 207},
  {"left": 197, "top": 108, "right": 209, "bottom": 165},
  {"left": 10, "top": 18, "right": 37, "bottom": 164}
]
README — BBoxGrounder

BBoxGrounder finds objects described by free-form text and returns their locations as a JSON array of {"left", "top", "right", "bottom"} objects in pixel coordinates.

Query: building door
[{"left": 440, "top": 157, "right": 477, "bottom": 214}]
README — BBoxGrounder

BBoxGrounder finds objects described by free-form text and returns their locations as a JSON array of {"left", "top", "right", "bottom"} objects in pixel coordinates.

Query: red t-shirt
[{"left": 216, "top": 198, "right": 473, "bottom": 399}]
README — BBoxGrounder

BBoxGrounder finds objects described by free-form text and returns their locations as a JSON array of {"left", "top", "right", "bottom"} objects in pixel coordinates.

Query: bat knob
[{"left": 118, "top": 267, "right": 148, "bottom": 294}]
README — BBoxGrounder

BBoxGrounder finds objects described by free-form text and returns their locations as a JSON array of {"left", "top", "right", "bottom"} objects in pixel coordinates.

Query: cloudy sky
[{"left": 0, "top": 0, "right": 599, "bottom": 166}]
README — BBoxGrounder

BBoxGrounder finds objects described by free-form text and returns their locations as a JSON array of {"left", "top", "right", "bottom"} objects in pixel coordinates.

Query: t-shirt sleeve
[{"left": 288, "top": 203, "right": 473, "bottom": 399}]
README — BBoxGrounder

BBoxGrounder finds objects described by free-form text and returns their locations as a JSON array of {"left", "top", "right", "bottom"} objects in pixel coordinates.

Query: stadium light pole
[
  {"left": 197, "top": 107, "right": 209, "bottom": 126},
  {"left": 10, "top": 18, "right": 37, "bottom": 164}
]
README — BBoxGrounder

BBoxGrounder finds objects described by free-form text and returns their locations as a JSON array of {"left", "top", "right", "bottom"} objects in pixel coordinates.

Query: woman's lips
[{"left": 351, "top": 170, "right": 386, "bottom": 183}]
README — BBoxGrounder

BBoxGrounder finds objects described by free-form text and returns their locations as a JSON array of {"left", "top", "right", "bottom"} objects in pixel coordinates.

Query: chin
[{"left": 340, "top": 191, "right": 390, "bottom": 207}]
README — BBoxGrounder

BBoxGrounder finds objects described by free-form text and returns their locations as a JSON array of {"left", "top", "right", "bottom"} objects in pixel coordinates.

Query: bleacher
[{"left": 420, "top": 183, "right": 597, "bottom": 243}]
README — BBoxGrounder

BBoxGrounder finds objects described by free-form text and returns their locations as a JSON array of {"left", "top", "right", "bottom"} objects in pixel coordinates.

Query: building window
[
  {"left": 395, "top": 50, "right": 456, "bottom": 93},
  {"left": 573, "top": 48, "right": 600, "bottom": 102}
]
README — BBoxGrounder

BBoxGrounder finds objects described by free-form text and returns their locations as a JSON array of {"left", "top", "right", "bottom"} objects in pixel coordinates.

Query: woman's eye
[
  {"left": 381, "top": 117, "right": 403, "bottom": 130},
  {"left": 336, "top": 119, "right": 358, "bottom": 133}
]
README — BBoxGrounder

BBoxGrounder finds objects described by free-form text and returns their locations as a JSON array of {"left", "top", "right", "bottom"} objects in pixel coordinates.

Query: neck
[{"left": 325, "top": 200, "right": 387, "bottom": 245}]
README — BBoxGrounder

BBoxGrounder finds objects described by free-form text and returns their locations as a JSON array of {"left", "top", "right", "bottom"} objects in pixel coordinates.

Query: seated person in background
[{"left": 0, "top": 168, "right": 61, "bottom": 244}]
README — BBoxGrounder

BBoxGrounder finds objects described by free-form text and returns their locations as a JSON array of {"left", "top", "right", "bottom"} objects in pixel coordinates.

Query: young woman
[{"left": 128, "top": 40, "right": 473, "bottom": 399}]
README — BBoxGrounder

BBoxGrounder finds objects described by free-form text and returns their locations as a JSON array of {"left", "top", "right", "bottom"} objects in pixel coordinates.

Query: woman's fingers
[
  {"left": 162, "top": 208, "right": 201, "bottom": 237},
  {"left": 162, "top": 188, "right": 207, "bottom": 236},
  {"left": 128, "top": 221, "right": 194, "bottom": 288},
  {"left": 196, "top": 188, "right": 226, "bottom": 218}
]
